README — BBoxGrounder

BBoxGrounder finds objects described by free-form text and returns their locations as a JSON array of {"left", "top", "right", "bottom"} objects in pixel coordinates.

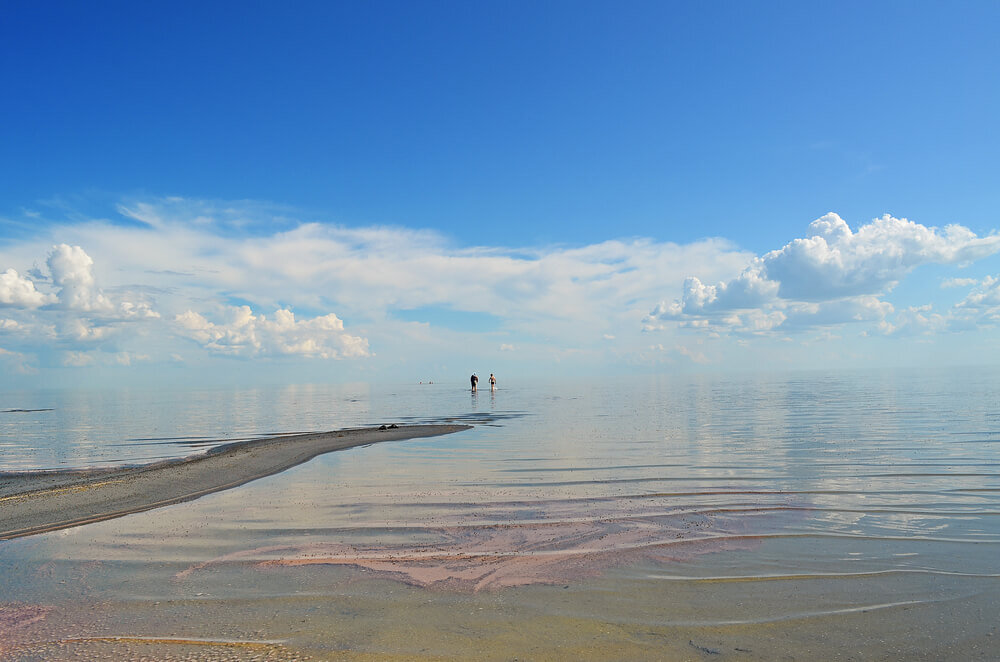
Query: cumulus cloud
[
  {"left": 948, "top": 276, "right": 1000, "bottom": 330},
  {"left": 0, "top": 269, "right": 56, "bottom": 308},
  {"left": 2, "top": 197, "right": 758, "bottom": 372},
  {"left": 45, "top": 244, "right": 159, "bottom": 318},
  {"left": 646, "top": 213, "right": 1000, "bottom": 335},
  {"left": 877, "top": 305, "right": 947, "bottom": 337},
  {"left": 9, "top": 198, "right": 998, "bottom": 375},
  {"left": 174, "top": 305, "right": 370, "bottom": 359},
  {"left": 0, "top": 245, "right": 164, "bottom": 367},
  {"left": 48, "top": 244, "right": 113, "bottom": 312},
  {"left": 2, "top": 245, "right": 159, "bottom": 319},
  {"left": 764, "top": 214, "right": 1000, "bottom": 301},
  {"left": 953, "top": 276, "right": 1000, "bottom": 311},
  {"left": 657, "top": 265, "right": 778, "bottom": 318}
]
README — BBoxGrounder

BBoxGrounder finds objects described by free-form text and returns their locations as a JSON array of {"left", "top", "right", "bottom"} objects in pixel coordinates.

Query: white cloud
[
  {"left": 647, "top": 213, "right": 1000, "bottom": 335},
  {"left": 948, "top": 276, "right": 1000, "bottom": 330},
  {"left": 7, "top": 198, "right": 999, "bottom": 377},
  {"left": 115, "top": 351, "right": 150, "bottom": 366},
  {"left": 0, "top": 268, "right": 56, "bottom": 308},
  {"left": 48, "top": 244, "right": 114, "bottom": 312},
  {"left": 878, "top": 305, "right": 947, "bottom": 337},
  {"left": 1, "top": 197, "right": 759, "bottom": 372},
  {"left": 942, "top": 277, "right": 979, "bottom": 289},
  {"left": 46, "top": 244, "right": 159, "bottom": 319},
  {"left": 0, "top": 244, "right": 161, "bottom": 357},
  {"left": 0, "top": 347, "right": 36, "bottom": 374},
  {"left": 62, "top": 351, "right": 98, "bottom": 367},
  {"left": 174, "top": 305, "right": 370, "bottom": 359},
  {"left": 59, "top": 350, "right": 152, "bottom": 367},
  {"left": 782, "top": 296, "right": 893, "bottom": 330},
  {"left": 641, "top": 342, "right": 710, "bottom": 365},
  {"left": 675, "top": 344, "right": 709, "bottom": 364},
  {"left": 64, "top": 317, "right": 117, "bottom": 342},
  {"left": 953, "top": 275, "right": 1000, "bottom": 311},
  {"left": 763, "top": 214, "right": 1000, "bottom": 301}
]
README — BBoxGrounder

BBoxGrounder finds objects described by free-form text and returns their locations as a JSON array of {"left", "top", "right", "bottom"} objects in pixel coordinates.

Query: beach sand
[{"left": 0, "top": 424, "right": 470, "bottom": 541}]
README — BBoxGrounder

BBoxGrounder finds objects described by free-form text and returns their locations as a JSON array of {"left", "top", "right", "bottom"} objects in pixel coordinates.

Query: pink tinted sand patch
[
  {"left": 0, "top": 604, "right": 53, "bottom": 652},
  {"left": 178, "top": 493, "right": 809, "bottom": 591},
  {"left": 0, "top": 604, "right": 52, "bottom": 630}
]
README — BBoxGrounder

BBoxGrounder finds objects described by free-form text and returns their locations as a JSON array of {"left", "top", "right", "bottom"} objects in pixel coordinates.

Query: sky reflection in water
[{"left": 1, "top": 369, "right": 999, "bottom": 658}]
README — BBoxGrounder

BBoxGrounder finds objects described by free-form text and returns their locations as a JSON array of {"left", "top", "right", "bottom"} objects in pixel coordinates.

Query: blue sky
[{"left": 2, "top": 1, "right": 1000, "bottom": 386}]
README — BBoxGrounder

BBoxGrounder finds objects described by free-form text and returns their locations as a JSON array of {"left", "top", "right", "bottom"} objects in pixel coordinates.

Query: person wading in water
[{"left": 471, "top": 373, "right": 479, "bottom": 392}]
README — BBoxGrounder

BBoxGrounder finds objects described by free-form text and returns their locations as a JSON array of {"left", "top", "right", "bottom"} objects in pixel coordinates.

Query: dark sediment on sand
[{"left": 0, "top": 424, "right": 470, "bottom": 540}]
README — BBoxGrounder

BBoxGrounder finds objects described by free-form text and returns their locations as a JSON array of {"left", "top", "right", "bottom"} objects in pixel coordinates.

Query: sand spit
[{"left": 0, "top": 424, "right": 470, "bottom": 541}]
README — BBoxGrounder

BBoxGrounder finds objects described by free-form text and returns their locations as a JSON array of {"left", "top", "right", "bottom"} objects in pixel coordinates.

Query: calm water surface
[{"left": 1, "top": 368, "right": 999, "bottom": 660}]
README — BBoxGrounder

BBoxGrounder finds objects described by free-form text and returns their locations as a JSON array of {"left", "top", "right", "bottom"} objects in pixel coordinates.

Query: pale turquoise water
[{"left": 2, "top": 368, "right": 999, "bottom": 659}]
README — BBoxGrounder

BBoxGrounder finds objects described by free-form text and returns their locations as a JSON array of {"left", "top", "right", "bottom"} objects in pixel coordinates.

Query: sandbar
[{"left": 0, "top": 424, "right": 470, "bottom": 541}]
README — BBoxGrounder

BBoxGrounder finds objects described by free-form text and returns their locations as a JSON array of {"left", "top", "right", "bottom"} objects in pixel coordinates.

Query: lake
[{"left": 1, "top": 368, "right": 998, "bottom": 659}]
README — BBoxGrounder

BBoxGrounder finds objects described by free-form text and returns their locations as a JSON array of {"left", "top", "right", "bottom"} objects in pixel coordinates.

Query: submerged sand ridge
[
  {"left": 0, "top": 424, "right": 470, "bottom": 540},
  {"left": 176, "top": 492, "right": 809, "bottom": 592}
]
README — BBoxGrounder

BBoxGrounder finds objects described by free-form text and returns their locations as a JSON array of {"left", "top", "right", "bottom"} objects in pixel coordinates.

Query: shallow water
[{"left": 2, "top": 368, "right": 999, "bottom": 659}]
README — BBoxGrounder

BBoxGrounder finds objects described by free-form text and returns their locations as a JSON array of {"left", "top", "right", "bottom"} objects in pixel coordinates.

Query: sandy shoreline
[{"left": 0, "top": 424, "right": 470, "bottom": 541}]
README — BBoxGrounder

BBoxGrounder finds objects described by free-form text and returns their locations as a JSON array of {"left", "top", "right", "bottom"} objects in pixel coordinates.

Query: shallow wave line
[
  {"left": 248, "top": 507, "right": 799, "bottom": 533},
  {"left": 325, "top": 487, "right": 995, "bottom": 508},
  {"left": 742, "top": 531, "right": 1000, "bottom": 544},
  {"left": 659, "top": 594, "right": 975, "bottom": 627},
  {"left": 257, "top": 505, "right": 1000, "bottom": 533},
  {"left": 644, "top": 569, "right": 1000, "bottom": 583},
  {"left": 223, "top": 531, "right": 1000, "bottom": 567},
  {"left": 794, "top": 507, "right": 1000, "bottom": 516}
]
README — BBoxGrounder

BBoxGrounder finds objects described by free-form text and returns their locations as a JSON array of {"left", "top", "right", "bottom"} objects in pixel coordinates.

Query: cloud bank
[
  {"left": 0, "top": 237, "right": 371, "bottom": 370},
  {"left": 645, "top": 213, "right": 1000, "bottom": 336},
  {"left": 3, "top": 199, "right": 1000, "bottom": 379}
]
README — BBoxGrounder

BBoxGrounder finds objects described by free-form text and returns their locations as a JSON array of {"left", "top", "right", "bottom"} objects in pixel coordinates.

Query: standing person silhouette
[
  {"left": 489, "top": 373, "right": 496, "bottom": 391},
  {"left": 471, "top": 373, "right": 478, "bottom": 392}
]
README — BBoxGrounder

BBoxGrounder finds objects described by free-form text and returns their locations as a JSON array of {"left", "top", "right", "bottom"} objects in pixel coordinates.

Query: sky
[{"left": 2, "top": 1, "right": 1000, "bottom": 388}]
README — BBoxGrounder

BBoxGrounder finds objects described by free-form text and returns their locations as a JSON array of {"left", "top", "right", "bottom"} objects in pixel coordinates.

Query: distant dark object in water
[
  {"left": 2, "top": 408, "right": 54, "bottom": 413},
  {"left": 378, "top": 424, "right": 399, "bottom": 430}
]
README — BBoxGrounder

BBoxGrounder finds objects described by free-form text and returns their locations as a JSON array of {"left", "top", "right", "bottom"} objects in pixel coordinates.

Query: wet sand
[{"left": 0, "top": 424, "right": 470, "bottom": 541}]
